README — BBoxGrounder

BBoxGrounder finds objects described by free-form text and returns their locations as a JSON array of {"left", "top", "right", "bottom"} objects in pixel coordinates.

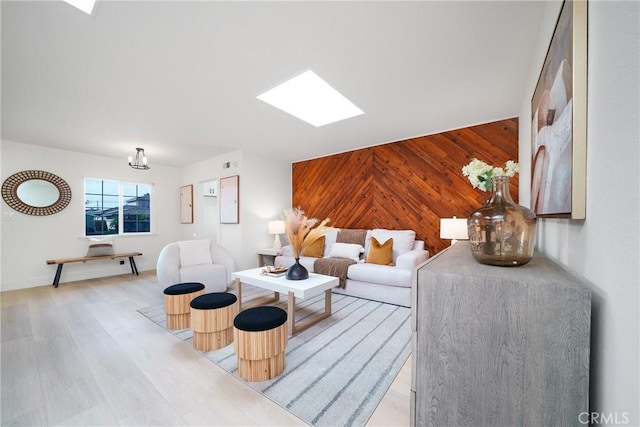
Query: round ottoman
[
  {"left": 163, "top": 282, "right": 205, "bottom": 330},
  {"left": 233, "top": 306, "right": 288, "bottom": 382},
  {"left": 190, "top": 292, "right": 239, "bottom": 351}
]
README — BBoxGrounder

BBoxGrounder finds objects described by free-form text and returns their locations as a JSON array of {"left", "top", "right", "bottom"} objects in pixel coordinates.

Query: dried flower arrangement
[{"left": 283, "top": 207, "right": 333, "bottom": 259}]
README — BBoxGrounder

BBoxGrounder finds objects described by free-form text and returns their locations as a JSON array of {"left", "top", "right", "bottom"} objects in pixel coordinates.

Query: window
[{"left": 85, "top": 178, "right": 152, "bottom": 236}]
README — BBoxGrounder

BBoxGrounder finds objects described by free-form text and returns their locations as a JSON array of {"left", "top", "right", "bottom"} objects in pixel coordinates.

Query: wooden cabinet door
[
  {"left": 180, "top": 184, "right": 193, "bottom": 224},
  {"left": 220, "top": 175, "right": 239, "bottom": 224}
]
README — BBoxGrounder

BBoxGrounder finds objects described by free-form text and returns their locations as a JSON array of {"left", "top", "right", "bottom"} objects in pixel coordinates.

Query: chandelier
[{"left": 128, "top": 148, "right": 150, "bottom": 170}]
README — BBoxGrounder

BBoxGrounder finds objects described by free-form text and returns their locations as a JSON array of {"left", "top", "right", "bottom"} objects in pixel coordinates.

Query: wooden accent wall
[{"left": 292, "top": 118, "right": 518, "bottom": 256}]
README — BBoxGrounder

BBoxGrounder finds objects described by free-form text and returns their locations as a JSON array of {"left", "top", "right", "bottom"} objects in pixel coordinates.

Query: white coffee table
[{"left": 232, "top": 268, "right": 339, "bottom": 336}]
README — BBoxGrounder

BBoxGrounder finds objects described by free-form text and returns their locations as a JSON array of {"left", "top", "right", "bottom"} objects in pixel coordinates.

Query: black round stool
[
  {"left": 163, "top": 282, "right": 205, "bottom": 330},
  {"left": 233, "top": 306, "right": 288, "bottom": 381},
  {"left": 190, "top": 292, "right": 238, "bottom": 351}
]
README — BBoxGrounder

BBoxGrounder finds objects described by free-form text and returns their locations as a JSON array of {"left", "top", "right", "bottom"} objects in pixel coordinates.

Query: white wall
[
  {"left": 180, "top": 150, "right": 242, "bottom": 243},
  {"left": 1, "top": 141, "right": 292, "bottom": 291},
  {"left": 518, "top": 1, "right": 640, "bottom": 424},
  {"left": 0, "top": 140, "right": 182, "bottom": 291},
  {"left": 179, "top": 150, "right": 292, "bottom": 270},
  {"left": 239, "top": 152, "right": 292, "bottom": 269}
]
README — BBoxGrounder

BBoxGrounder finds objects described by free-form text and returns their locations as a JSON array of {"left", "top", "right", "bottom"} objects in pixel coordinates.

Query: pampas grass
[{"left": 283, "top": 207, "right": 333, "bottom": 259}]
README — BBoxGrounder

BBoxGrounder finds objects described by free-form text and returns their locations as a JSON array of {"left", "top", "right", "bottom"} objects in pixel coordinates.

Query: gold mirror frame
[{"left": 1, "top": 170, "right": 72, "bottom": 216}]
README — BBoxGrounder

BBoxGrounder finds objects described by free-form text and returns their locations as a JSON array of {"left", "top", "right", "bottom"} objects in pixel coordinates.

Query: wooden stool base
[
  {"left": 193, "top": 327, "right": 234, "bottom": 351},
  {"left": 237, "top": 351, "right": 285, "bottom": 382},
  {"left": 166, "top": 313, "right": 190, "bottom": 330},
  {"left": 164, "top": 289, "right": 204, "bottom": 330},
  {"left": 191, "top": 300, "right": 238, "bottom": 351},
  {"left": 234, "top": 322, "right": 288, "bottom": 382}
]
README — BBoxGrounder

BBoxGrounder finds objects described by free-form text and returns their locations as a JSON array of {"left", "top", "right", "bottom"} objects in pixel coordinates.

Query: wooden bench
[{"left": 46, "top": 252, "right": 143, "bottom": 288}]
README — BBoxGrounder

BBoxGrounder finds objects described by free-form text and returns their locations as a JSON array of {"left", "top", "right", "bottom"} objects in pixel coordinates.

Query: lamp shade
[
  {"left": 268, "top": 220, "right": 285, "bottom": 235},
  {"left": 440, "top": 217, "right": 469, "bottom": 241},
  {"left": 268, "top": 220, "right": 285, "bottom": 250}
]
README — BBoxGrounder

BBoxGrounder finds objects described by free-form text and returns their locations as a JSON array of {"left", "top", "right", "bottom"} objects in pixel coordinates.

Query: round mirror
[
  {"left": 17, "top": 179, "right": 60, "bottom": 207},
  {"left": 1, "top": 170, "right": 72, "bottom": 216}
]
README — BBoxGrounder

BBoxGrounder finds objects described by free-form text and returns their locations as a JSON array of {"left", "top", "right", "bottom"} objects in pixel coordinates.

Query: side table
[
  {"left": 411, "top": 242, "right": 591, "bottom": 426},
  {"left": 257, "top": 248, "right": 281, "bottom": 267}
]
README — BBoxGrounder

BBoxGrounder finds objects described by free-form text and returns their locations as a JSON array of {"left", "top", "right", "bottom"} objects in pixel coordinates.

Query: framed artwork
[
  {"left": 220, "top": 175, "right": 239, "bottom": 224},
  {"left": 180, "top": 184, "right": 193, "bottom": 224},
  {"left": 531, "top": 0, "right": 587, "bottom": 219}
]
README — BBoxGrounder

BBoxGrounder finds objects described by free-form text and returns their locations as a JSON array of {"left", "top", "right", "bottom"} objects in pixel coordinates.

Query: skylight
[
  {"left": 257, "top": 70, "right": 364, "bottom": 127},
  {"left": 64, "top": 0, "right": 97, "bottom": 15}
]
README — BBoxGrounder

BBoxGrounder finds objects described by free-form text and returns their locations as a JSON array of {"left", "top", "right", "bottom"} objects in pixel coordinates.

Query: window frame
[{"left": 84, "top": 177, "right": 154, "bottom": 237}]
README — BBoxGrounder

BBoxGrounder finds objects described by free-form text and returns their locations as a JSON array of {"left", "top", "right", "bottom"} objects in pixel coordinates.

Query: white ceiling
[{"left": 1, "top": 0, "right": 549, "bottom": 168}]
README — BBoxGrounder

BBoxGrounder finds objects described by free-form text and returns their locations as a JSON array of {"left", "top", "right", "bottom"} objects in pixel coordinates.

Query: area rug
[{"left": 138, "top": 287, "right": 411, "bottom": 427}]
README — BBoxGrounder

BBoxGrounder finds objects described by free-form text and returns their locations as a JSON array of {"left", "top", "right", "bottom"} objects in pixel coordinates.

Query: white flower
[
  {"left": 505, "top": 160, "right": 519, "bottom": 177},
  {"left": 461, "top": 158, "right": 519, "bottom": 192}
]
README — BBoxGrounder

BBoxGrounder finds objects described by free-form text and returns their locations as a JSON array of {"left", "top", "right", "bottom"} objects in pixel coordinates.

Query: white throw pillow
[
  {"left": 86, "top": 237, "right": 114, "bottom": 257},
  {"left": 179, "top": 239, "right": 212, "bottom": 267},
  {"left": 327, "top": 242, "right": 363, "bottom": 262},
  {"left": 323, "top": 229, "right": 339, "bottom": 256},
  {"left": 367, "top": 229, "right": 416, "bottom": 263}
]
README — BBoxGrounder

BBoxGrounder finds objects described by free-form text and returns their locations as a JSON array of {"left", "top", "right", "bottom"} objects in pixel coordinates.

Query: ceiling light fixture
[
  {"left": 63, "top": 0, "right": 97, "bottom": 15},
  {"left": 128, "top": 148, "right": 150, "bottom": 170},
  {"left": 257, "top": 70, "right": 364, "bottom": 127}
]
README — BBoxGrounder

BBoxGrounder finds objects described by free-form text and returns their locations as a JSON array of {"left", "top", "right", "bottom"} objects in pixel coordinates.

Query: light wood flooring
[{"left": 1, "top": 271, "right": 411, "bottom": 426}]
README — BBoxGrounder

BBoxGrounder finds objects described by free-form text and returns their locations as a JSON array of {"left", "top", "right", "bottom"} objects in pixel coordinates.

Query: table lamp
[
  {"left": 268, "top": 220, "right": 285, "bottom": 249},
  {"left": 440, "top": 216, "right": 469, "bottom": 245}
]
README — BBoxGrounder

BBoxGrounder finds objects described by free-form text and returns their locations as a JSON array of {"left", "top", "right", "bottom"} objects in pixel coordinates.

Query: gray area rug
[{"left": 138, "top": 286, "right": 411, "bottom": 427}]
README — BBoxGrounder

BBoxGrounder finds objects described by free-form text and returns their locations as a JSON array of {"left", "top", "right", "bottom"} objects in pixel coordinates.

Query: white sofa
[
  {"left": 156, "top": 239, "right": 237, "bottom": 292},
  {"left": 275, "top": 229, "right": 429, "bottom": 307}
]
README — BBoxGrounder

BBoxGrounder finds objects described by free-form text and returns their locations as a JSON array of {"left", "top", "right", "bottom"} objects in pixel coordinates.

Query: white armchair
[{"left": 156, "top": 239, "right": 237, "bottom": 292}]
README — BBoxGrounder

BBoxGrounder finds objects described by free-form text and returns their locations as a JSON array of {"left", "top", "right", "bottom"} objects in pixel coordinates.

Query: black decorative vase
[
  {"left": 467, "top": 175, "right": 537, "bottom": 266},
  {"left": 286, "top": 258, "right": 309, "bottom": 280}
]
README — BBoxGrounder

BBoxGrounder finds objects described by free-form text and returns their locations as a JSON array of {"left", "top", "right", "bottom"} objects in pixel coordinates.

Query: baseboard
[
  {"left": 1, "top": 266, "right": 154, "bottom": 292},
  {"left": 1, "top": 277, "right": 52, "bottom": 292}
]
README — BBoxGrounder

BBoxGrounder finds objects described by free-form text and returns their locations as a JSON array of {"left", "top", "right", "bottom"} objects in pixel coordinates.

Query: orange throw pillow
[
  {"left": 366, "top": 236, "right": 394, "bottom": 265},
  {"left": 303, "top": 235, "right": 326, "bottom": 258}
]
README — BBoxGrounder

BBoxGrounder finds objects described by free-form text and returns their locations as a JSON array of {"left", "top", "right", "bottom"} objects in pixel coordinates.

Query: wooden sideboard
[{"left": 411, "top": 242, "right": 591, "bottom": 426}]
